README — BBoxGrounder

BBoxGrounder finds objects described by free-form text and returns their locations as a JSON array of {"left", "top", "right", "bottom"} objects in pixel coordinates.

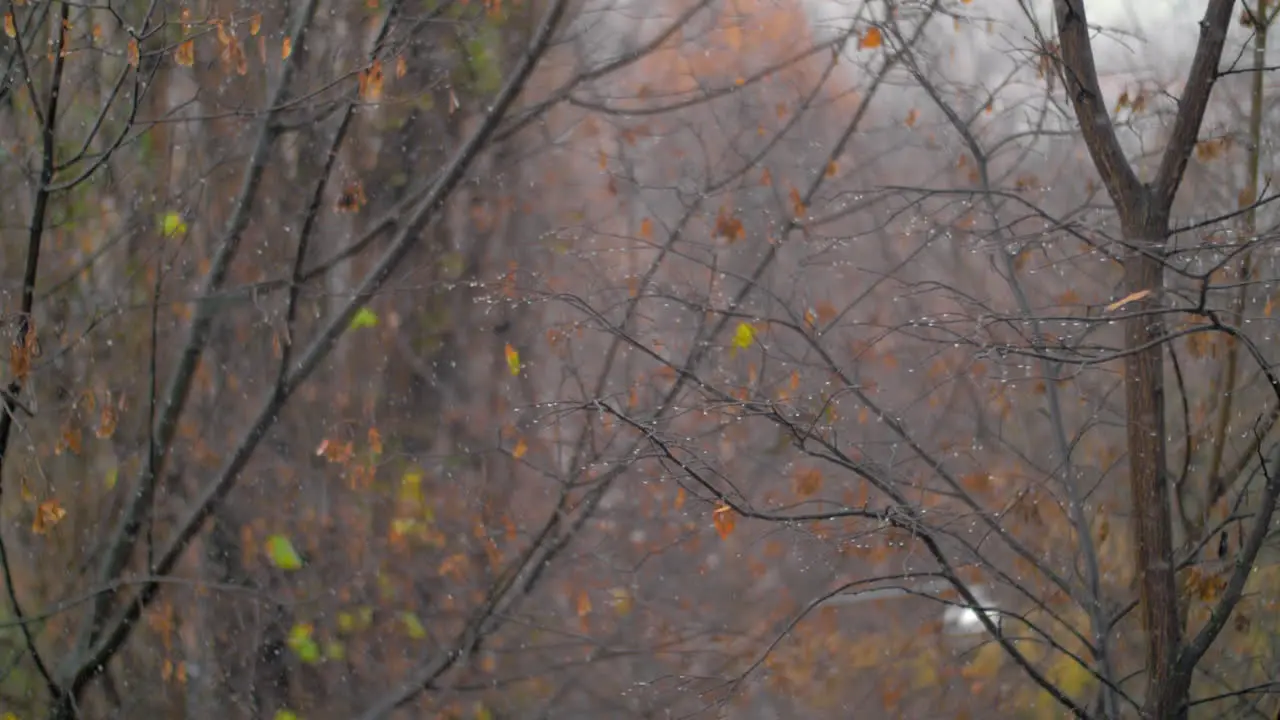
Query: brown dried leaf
[{"left": 32, "top": 499, "right": 66, "bottom": 534}]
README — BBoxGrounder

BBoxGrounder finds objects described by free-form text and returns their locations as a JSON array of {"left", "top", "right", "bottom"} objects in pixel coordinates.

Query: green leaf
[
  {"left": 104, "top": 467, "right": 118, "bottom": 490},
  {"left": 265, "top": 534, "right": 304, "bottom": 570},
  {"left": 439, "top": 251, "right": 466, "bottom": 279},
  {"left": 732, "top": 322, "right": 756, "bottom": 349},
  {"left": 504, "top": 343, "right": 521, "bottom": 376},
  {"left": 464, "top": 25, "right": 503, "bottom": 94},
  {"left": 273, "top": 711, "right": 299, "bottom": 720},
  {"left": 400, "top": 611, "right": 428, "bottom": 640},
  {"left": 349, "top": 307, "right": 379, "bottom": 331},
  {"left": 159, "top": 211, "right": 187, "bottom": 238},
  {"left": 324, "top": 640, "right": 346, "bottom": 661},
  {"left": 286, "top": 623, "right": 321, "bottom": 664}
]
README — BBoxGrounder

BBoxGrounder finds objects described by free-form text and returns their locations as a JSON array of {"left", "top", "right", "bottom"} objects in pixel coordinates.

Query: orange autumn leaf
[
  {"left": 512, "top": 436, "right": 528, "bottom": 459},
  {"left": 825, "top": 160, "right": 838, "bottom": 178},
  {"left": 33, "top": 499, "right": 66, "bottom": 535},
  {"left": 760, "top": 167, "right": 773, "bottom": 186},
  {"left": 639, "top": 217, "right": 654, "bottom": 239},
  {"left": 281, "top": 36, "right": 293, "bottom": 59},
  {"left": 250, "top": 13, "right": 262, "bottom": 35},
  {"left": 96, "top": 404, "right": 118, "bottom": 439},
  {"left": 127, "top": 37, "right": 140, "bottom": 68},
  {"left": 960, "top": 473, "right": 992, "bottom": 494},
  {"left": 8, "top": 327, "right": 35, "bottom": 382},
  {"left": 859, "top": 27, "right": 883, "bottom": 49},
  {"left": 712, "top": 503, "right": 736, "bottom": 539},
  {"left": 359, "top": 59, "right": 384, "bottom": 101},
  {"left": 789, "top": 186, "right": 805, "bottom": 218},
  {"left": 1057, "top": 289, "right": 1082, "bottom": 305},
  {"left": 396, "top": 55, "right": 407, "bottom": 78},
  {"left": 175, "top": 39, "right": 195, "bottom": 67},
  {"left": 3, "top": 13, "right": 15, "bottom": 38},
  {"left": 816, "top": 300, "right": 838, "bottom": 324},
  {"left": 793, "top": 468, "right": 822, "bottom": 497},
  {"left": 714, "top": 206, "right": 746, "bottom": 242},
  {"left": 905, "top": 108, "right": 920, "bottom": 127},
  {"left": 575, "top": 589, "right": 592, "bottom": 630}
]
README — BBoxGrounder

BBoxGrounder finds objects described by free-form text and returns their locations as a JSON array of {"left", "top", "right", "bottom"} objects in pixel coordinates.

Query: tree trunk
[
  {"left": 1121, "top": 216, "right": 1183, "bottom": 718},
  {"left": 1052, "top": 0, "right": 1237, "bottom": 716}
]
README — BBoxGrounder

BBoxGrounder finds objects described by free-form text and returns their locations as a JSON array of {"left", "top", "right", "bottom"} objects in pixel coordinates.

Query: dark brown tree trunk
[
  {"left": 1053, "top": 0, "right": 1237, "bottom": 717},
  {"left": 1122, "top": 217, "right": 1183, "bottom": 720}
]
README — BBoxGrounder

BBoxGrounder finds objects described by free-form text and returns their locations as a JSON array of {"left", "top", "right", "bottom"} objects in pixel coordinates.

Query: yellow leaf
[
  {"left": 1047, "top": 652, "right": 1094, "bottom": 699},
  {"left": 610, "top": 587, "right": 633, "bottom": 616},
  {"left": 512, "top": 437, "right": 528, "bottom": 459},
  {"left": 732, "top": 322, "right": 756, "bottom": 349},
  {"left": 264, "top": 535, "right": 304, "bottom": 570},
  {"left": 859, "top": 27, "right": 883, "bottom": 49},
  {"left": 1105, "top": 289, "right": 1152, "bottom": 312},
  {"left": 400, "top": 612, "right": 428, "bottom": 639},
  {"left": 504, "top": 343, "right": 521, "bottom": 376},
  {"left": 712, "top": 503, "right": 736, "bottom": 539}
]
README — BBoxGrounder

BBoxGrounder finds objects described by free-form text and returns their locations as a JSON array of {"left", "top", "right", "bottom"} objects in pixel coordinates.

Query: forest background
[{"left": 3, "top": 0, "right": 1280, "bottom": 718}]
